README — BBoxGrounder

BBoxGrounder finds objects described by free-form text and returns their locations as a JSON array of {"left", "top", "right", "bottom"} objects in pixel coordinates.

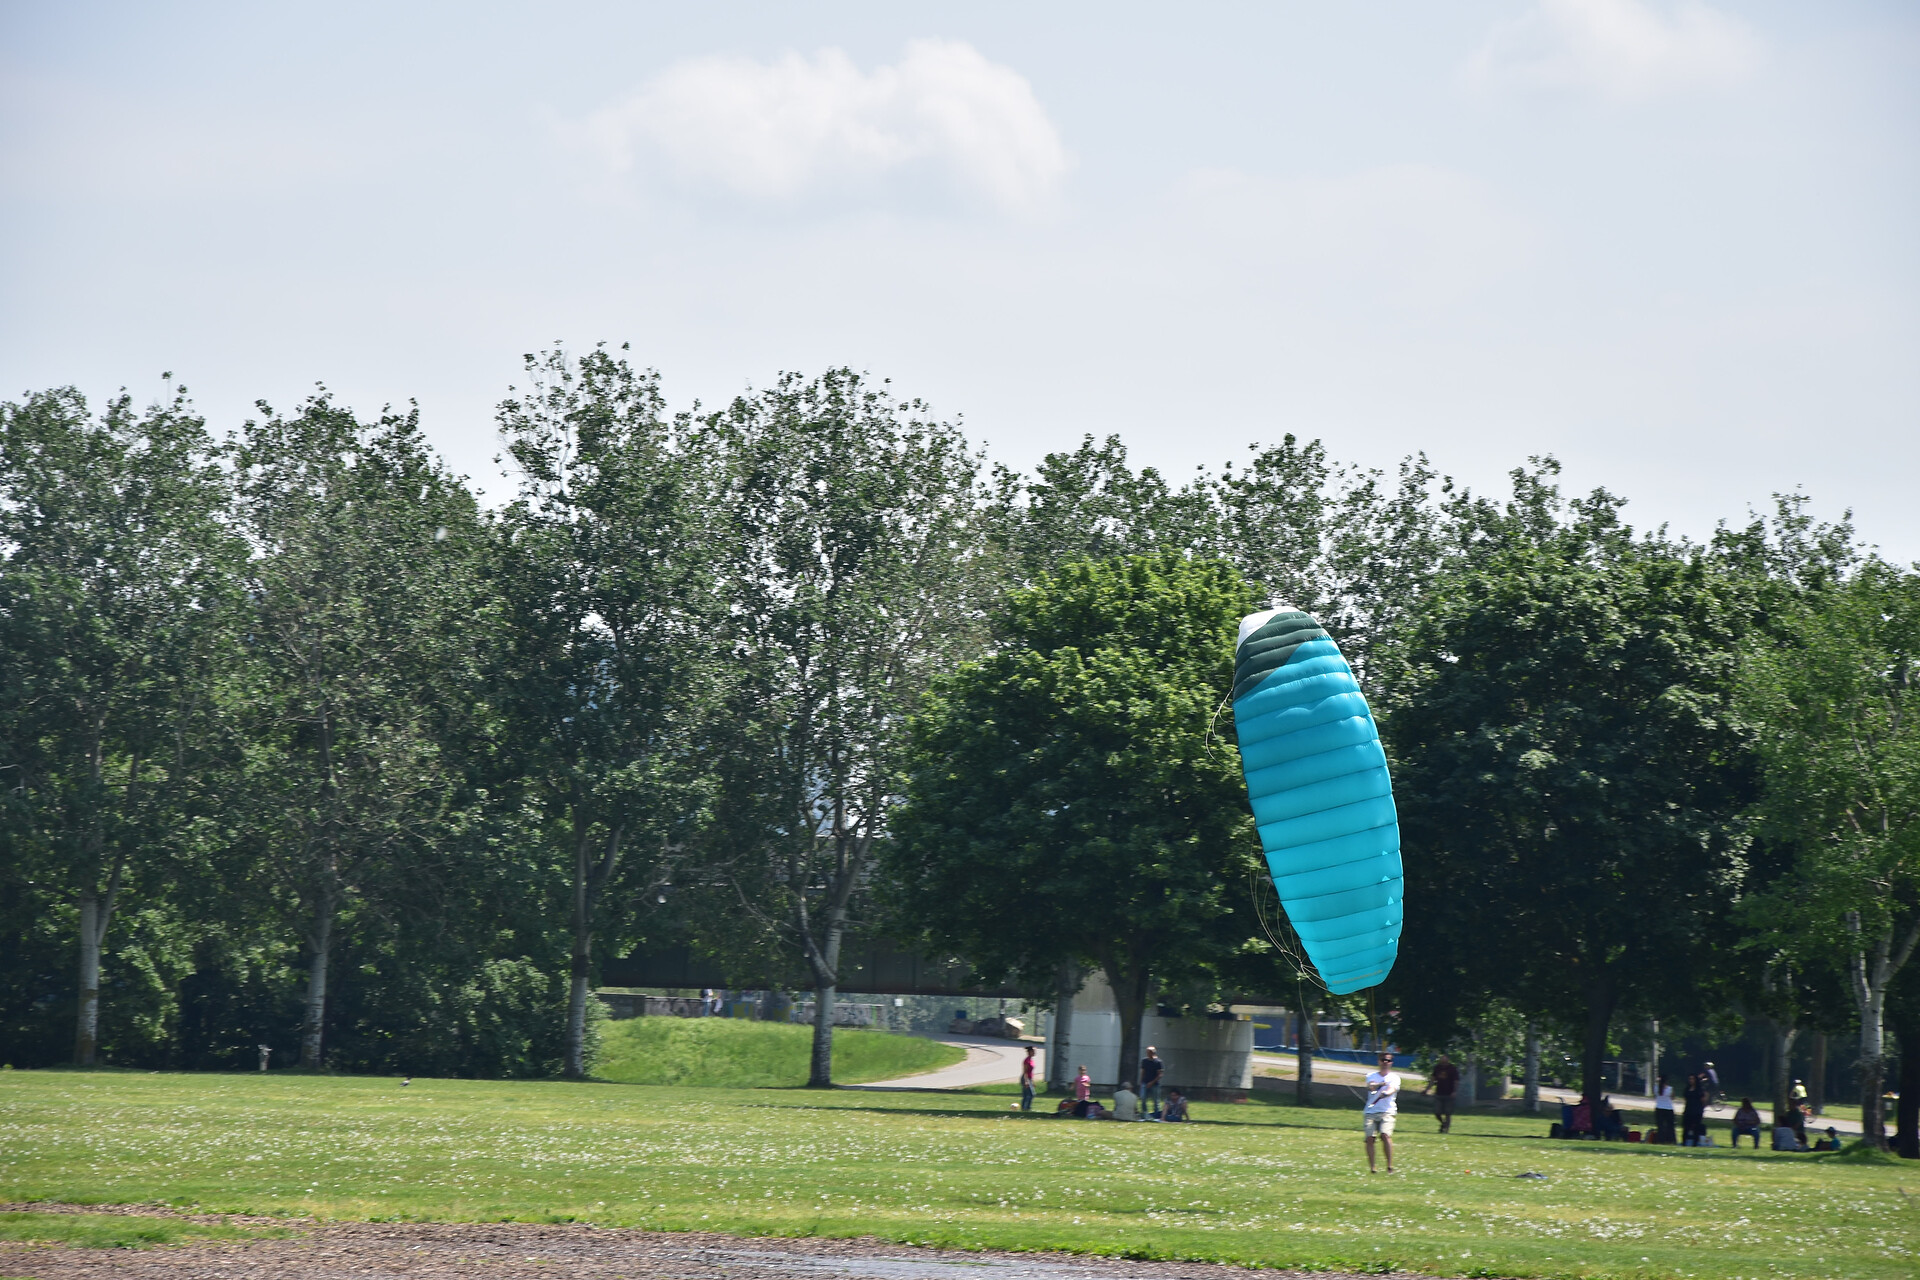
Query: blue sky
[{"left": 3, "top": 2, "right": 1915, "bottom": 557}]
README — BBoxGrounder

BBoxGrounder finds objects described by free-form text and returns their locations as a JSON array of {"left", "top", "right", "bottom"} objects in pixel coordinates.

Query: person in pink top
[{"left": 1071, "top": 1064, "right": 1092, "bottom": 1117}]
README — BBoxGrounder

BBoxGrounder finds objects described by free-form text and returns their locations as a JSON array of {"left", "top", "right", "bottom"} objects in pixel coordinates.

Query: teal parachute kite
[{"left": 1231, "top": 608, "right": 1401, "bottom": 994}]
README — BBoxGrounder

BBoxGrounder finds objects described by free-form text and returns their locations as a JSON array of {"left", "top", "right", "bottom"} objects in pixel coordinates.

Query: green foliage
[
  {"left": 889, "top": 553, "right": 1262, "bottom": 1076},
  {"left": 1736, "top": 558, "right": 1920, "bottom": 1141},
  {"left": 1384, "top": 474, "right": 1756, "bottom": 1096},
  {"left": 0, "top": 382, "right": 241, "bottom": 1065},
  {"left": 0, "top": 1211, "right": 283, "bottom": 1249},
  {"left": 2, "top": 1069, "right": 1914, "bottom": 1279},
  {"left": 594, "top": 1017, "right": 961, "bottom": 1088},
  {"left": 494, "top": 346, "right": 730, "bottom": 1078},
  {"left": 700, "top": 369, "right": 992, "bottom": 1086}
]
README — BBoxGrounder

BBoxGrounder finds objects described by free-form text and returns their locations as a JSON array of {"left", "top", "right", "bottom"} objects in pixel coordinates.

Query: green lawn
[
  {"left": 595, "top": 1017, "right": 964, "bottom": 1088},
  {"left": 2, "top": 1069, "right": 1914, "bottom": 1280},
  {"left": 0, "top": 1209, "right": 282, "bottom": 1249}
]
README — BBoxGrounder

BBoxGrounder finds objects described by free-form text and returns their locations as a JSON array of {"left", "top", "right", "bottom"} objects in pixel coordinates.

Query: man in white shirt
[
  {"left": 1111, "top": 1081, "right": 1140, "bottom": 1121},
  {"left": 1364, "top": 1051, "right": 1400, "bottom": 1173}
]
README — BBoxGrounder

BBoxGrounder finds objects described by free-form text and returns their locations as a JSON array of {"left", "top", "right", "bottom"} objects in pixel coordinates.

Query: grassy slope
[
  {"left": 1, "top": 1070, "right": 1913, "bottom": 1280},
  {"left": 595, "top": 1018, "right": 964, "bottom": 1088}
]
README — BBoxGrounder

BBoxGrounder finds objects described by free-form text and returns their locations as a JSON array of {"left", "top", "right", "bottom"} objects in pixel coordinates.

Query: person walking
[
  {"left": 1363, "top": 1051, "right": 1400, "bottom": 1173},
  {"left": 1654, "top": 1074, "right": 1676, "bottom": 1144},
  {"left": 1020, "top": 1046, "right": 1037, "bottom": 1112},
  {"left": 1140, "top": 1046, "right": 1165, "bottom": 1118},
  {"left": 1423, "top": 1053, "right": 1460, "bottom": 1133}
]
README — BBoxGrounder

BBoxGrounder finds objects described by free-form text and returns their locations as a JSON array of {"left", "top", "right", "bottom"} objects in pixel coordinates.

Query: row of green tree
[{"left": 3, "top": 350, "right": 1915, "bottom": 1144}]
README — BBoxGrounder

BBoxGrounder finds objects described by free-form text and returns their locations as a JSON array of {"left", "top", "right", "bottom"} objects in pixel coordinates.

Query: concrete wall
[{"left": 1044, "top": 971, "right": 1252, "bottom": 1090}]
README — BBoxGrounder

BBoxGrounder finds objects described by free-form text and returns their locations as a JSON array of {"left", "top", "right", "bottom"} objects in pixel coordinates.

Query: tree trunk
[
  {"left": 1295, "top": 1000, "right": 1316, "bottom": 1105},
  {"left": 1895, "top": 1016, "right": 1920, "bottom": 1159},
  {"left": 71, "top": 843, "right": 128, "bottom": 1067},
  {"left": 565, "top": 821, "right": 623, "bottom": 1081},
  {"left": 1104, "top": 960, "right": 1150, "bottom": 1091},
  {"left": 300, "top": 901, "right": 334, "bottom": 1069},
  {"left": 1523, "top": 1021, "right": 1541, "bottom": 1112},
  {"left": 1048, "top": 964, "right": 1077, "bottom": 1091},
  {"left": 1579, "top": 975, "right": 1617, "bottom": 1101},
  {"left": 808, "top": 980, "right": 836, "bottom": 1088},
  {"left": 1645, "top": 1020, "right": 1660, "bottom": 1100},
  {"left": 1808, "top": 1030, "right": 1827, "bottom": 1117},
  {"left": 801, "top": 891, "right": 847, "bottom": 1089},
  {"left": 1768, "top": 1016, "right": 1798, "bottom": 1130},
  {"left": 74, "top": 893, "right": 105, "bottom": 1066},
  {"left": 1860, "top": 985, "right": 1888, "bottom": 1148},
  {"left": 565, "top": 863, "right": 594, "bottom": 1081},
  {"left": 1461, "top": 1058, "right": 1479, "bottom": 1107},
  {"left": 564, "top": 945, "right": 592, "bottom": 1080},
  {"left": 1846, "top": 912, "right": 1920, "bottom": 1150}
]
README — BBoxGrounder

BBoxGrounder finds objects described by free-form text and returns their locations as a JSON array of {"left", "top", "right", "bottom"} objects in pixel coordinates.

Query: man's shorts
[{"left": 1364, "top": 1112, "right": 1396, "bottom": 1138}]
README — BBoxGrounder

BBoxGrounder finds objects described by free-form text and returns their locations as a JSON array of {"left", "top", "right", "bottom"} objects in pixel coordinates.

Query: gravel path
[{"left": 0, "top": 1204, "right": 1451, "bottom": 1280}]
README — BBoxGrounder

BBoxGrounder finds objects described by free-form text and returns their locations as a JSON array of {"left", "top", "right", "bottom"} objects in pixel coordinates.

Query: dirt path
[{"left": 0, "top": 1205, "right": 1452, "bottom": 1280}]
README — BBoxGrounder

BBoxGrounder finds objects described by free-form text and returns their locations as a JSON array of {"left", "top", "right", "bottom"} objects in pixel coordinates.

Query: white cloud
[
  {"left": 1465, "top": 0, "right": 1762, "bottom": 102},
  {"left": 578, "top": 40, "right": 1067, "bottom": 212}
]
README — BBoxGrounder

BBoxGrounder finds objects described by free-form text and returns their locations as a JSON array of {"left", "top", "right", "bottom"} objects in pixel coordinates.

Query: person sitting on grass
[
  {"left": 1112, "top": 1081, "right": 1139, "bottom": 1122},
  {"left": 1731, "top": 1099, "right": 1762, "bottom": 1148},
  {"left": 1163, "top": 1089, "right": 1189, "bottom": 1122},
  {"left": 1816, "top": 1126, "right": 1842, "bottom": 1151},
  {"left": 1772, "top": 1120, "right": 1806, "bottom": 1151},
  {"left": 1569, "top": 1095, "right": 1595, "bottom": 1138}
]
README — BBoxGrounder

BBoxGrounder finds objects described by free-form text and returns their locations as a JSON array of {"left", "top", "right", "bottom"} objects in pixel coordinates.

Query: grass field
[
  {"left": 0, "top": 1209, "right": 284, "bottom": 1249},
  {"left": 2, "top": 1069, "right": 1915, "bottom": 1280},
  {"left": 595, "top": 1017, "right": 964, "bottom": 1088}
]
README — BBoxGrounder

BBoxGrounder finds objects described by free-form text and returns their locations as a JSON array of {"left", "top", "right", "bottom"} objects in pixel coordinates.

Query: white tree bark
[
  {"left": 300, "top": 902, "right": 334, "bottom": 1069},
  {"left": 1048, "top": 965, "right": 1077, "bottom": 1091},
  {"left": 1846, "top": 910, "right": 1920, "bottom": 1148},
  {"left": 1523, "top": 1022, "right": 1541, "bottom": 1112}
]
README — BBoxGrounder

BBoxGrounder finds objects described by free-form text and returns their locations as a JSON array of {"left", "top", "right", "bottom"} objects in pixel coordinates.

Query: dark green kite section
[{"left": 1230, "top": 610, "right": 1329, "bottom": 702}]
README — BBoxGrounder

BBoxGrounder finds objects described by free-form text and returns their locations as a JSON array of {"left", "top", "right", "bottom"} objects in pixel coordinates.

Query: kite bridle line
[{"left": 1248, "top": 867, "right": 1374, "bottom": 1104}]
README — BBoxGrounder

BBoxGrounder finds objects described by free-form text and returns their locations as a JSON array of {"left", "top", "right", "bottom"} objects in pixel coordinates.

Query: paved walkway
[{"left": 844, "top": 1035, "right": 1040, "bottom": 1090}]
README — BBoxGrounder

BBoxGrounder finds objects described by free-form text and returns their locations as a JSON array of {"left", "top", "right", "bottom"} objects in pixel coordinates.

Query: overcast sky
[{"left": 3, "top": 1, "right": 1915, "bottom": 557}]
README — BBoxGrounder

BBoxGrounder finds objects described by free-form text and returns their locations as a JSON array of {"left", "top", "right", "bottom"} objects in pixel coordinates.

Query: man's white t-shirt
[
  {"left": 1364, "top": 1070, "right": 1400, "bottom": 1115},
  {"left": 1112, "top": 1087, "right": 1139, "bottom": 1122}
]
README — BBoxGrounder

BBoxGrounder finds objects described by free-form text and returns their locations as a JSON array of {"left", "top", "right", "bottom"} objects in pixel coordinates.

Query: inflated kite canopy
[{"left": 1231, "top": 607, "right": 1402, "bottom": 994}]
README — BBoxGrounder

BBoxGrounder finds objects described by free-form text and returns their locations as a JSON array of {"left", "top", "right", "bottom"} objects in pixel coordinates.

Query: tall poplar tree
[
  {"left": 0, "top": 384, "right": 239, "bottom": 1064},
  {"left": 229, "top": 395, "right": 482, "bottom": 1068},
  {"left": 494, "top": 347, "right": 723, "bottom": 1080},
  {"left": 711, "top": 370, "right": 989, "bottom": 1087}
]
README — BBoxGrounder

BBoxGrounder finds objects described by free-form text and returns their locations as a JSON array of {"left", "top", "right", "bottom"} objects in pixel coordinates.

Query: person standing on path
[
  {"left": 1140, "top": 1046, "right": 1165, "bottom": 1118},
  {"left": 1423, "top": 1053, "right": 1460, "bottom": 1133},
  {"left": 1020, "top": 1046, "right": 1036, "bottom": 1112},
  {"left": 1654, "top": 1075, "right": 1676, "bottom": 1144},
  {"left": 1364, "top": 1051, "right": 1400, "bottom": 1173}
]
